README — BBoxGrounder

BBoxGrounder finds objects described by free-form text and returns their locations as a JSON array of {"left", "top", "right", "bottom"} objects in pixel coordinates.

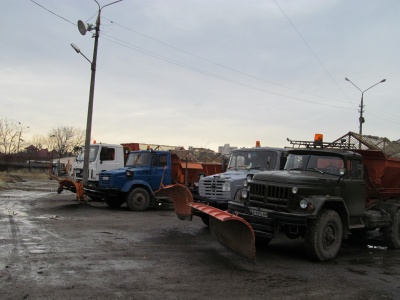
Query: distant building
[{"left": 218, "top": 144, "right": 238, "bottom": 156}]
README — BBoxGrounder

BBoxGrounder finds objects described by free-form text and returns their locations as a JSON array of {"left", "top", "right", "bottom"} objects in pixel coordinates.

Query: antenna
[{"left": 77, "top": 20, "right": 88, "bottom": 36}]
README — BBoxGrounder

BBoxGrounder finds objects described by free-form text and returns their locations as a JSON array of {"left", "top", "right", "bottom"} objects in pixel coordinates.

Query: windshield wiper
[
  {"left": 307, "top": 168, "right": 324, "bottom": 174},
  {"left": 249, "top": 166, "right": 262, "bottom": 170}
]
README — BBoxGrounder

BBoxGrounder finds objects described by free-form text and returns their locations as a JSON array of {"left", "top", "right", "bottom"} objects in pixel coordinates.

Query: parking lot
[{"left": 0, "top": 177, "right": 399, "bottom": 300}]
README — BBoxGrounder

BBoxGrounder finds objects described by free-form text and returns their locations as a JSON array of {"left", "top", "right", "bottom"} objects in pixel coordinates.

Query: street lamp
[
  {"left": 71, "top": 0, "right": 122, "bottom": 185},
  {"left": 17, "top": 122, "right": 29, "bottom": 153},
  {"left": 345, "top": 77, "right": 386, "bottom": 136}
]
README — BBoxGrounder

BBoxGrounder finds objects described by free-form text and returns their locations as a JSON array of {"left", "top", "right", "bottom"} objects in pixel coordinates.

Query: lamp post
[
  {"left": 17, "top": 122, "right": 29, "bottom": 153},
  {"left": 71, "top": 0, "right": 122, "bottom": 185},
  {"left": 345, "top": 77, "right": 386, "bottom": 136}
]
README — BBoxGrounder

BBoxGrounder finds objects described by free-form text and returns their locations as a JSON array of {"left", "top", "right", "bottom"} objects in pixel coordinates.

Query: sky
[{"left": 1, "top": 0, "right": 399, "bottom": 151}]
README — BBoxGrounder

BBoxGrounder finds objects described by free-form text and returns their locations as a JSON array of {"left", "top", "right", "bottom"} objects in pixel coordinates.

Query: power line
[
  {"left": 367, "top": 106, "right": 400, "bottom": 125},
  {"left": 29, "top": 0, "right": 76, "bottom": 26},
  {"left": 29, "top": 1, "right": 400, "bottom": 125},
  {"left": 273, "top": 0, "right": 350, "bottom": 103},
  {"left": 103, "top": 17, "right": 348, "bottom": 105},
  {"left": 101, "top": 33, "right": 353, "bottom": 110},
  {"left": 28, "top": 0, "right": 349, "bottom": 107}
]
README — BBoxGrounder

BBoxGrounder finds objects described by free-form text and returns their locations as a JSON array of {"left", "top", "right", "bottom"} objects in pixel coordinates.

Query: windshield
[
  {"left": 126, "top": 152, "right": 152, "bottom": 167},
  {"left": 285, "top": 153, "right": 344, "bottom": 175},
  {"left": 227, "top": 151, "right": 277, "bottom": 170},
  {"left": 76, "top": 145, "right": 99, "bottom": 163}
]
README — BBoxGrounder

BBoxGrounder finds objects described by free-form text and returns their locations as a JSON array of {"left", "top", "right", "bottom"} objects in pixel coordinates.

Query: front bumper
[
  {"left": 228, "top": 202, "right": 311, "bottom": 238},
  {"left": 193, "top": 194, "right": 229, "bottom": 210}
]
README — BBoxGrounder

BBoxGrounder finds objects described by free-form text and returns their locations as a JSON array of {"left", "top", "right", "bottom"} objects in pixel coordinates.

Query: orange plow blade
[
  {"left": 154, "top": 184, "right": 193, "bottom": 220},
  {"left": 191, "top": 203, "right": 256, "bottom": 260},
  {"left": 155, "top": 184, "right": 256, "bottom": 260},
  {"left": 50, "top": 175, "right": 85, "bottom": 201}
]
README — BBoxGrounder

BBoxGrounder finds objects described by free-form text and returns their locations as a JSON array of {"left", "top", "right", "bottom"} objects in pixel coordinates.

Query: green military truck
[{"left": 227, "top": 133, "right": 400, "bottom": 261}]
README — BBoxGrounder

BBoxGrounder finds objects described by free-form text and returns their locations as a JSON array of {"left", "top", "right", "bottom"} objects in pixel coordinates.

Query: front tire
[
  {"left": 304, "top": 209, "right": 343, "bottom": 261},
  {"left": 384, "top": 210, "right": 400, "bottom": 249},
  {"left": 126, "top": 188, "right": 150, "bottom": 211},
  {"left": 201, "top": 215, "right": 210, "bottom": 227},
  {"left": 255, "top": 236, "right": 272, "bottom": 248}
]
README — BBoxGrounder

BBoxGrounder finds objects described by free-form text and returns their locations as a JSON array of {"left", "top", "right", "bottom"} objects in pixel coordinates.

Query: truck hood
[
  {"left": 101, "top": 166, "right": 149, "bottom": 175},
  {"left": 206, "top": 169, "right": 263, "bottom": 181},
  {"left": 253, "top": 170, "right": 339, "bottom": 188}
]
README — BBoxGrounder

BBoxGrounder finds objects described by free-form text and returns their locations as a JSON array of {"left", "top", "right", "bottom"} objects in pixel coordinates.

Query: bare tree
[
  {"left": 29, "top": 134, "right": 47, "bottom": 150},
  {"left": 0, "top": 117, "right": 30, "bottom": 154},
  {"left": 49, "top": 126, "right": 85, "bottom": 157}
]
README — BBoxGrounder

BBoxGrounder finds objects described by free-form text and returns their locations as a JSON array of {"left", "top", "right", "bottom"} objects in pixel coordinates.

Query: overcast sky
[{"left": 1, "top": 0, "right": 399, "bottom": 151}]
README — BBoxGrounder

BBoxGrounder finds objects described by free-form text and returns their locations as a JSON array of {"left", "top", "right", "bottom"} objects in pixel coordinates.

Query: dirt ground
[{"left": 0, "top": 175, "right": 399, "bottom": 300}]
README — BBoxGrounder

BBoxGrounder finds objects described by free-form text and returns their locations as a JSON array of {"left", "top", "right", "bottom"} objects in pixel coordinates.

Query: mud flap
[{"left": 155, "top": 184, "right": 256, "bottom": 260}]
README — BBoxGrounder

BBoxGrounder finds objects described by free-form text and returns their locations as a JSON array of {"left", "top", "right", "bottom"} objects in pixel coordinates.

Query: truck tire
[
  {"left": 105, "top": 196, "right": 125, "bottom": 208},
  {"left": 383, "top": 210, "right": 400, "bottom": 249},
  {"left": 201, "top": 215, "right": 210, "bottom": 227},
  {"left": 304, "top": 209, "right": 343, "bottom": 261},
  {"left": 255, "top": 236, "right": 272, "bottom": 248},
  {"left": 89, "top": 195, "right": 103, "bottom": 201},
  {"left": 126, "top": 188, "right": 150, "bottom": 211}
]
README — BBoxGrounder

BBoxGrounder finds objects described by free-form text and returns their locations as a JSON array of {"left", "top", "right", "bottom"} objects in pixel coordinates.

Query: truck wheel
[
  {"left": 89, "top": 195, "right": 103, "bottom": 201},
  {"left": 383, "top": 210, "right": 400, "bottom": 249},
  {"left": 255, "top": 236, "right": 272, "bottom": 248},
  {"left": 304, "top": 209, "right": 342, "bottom": 261},
  {"left": 105, "top": 196, "right": 125, "bottom": 208},
  {"left": 127, "top": 188, "right": 150, "bottom": 211},
  {"left": 201, "top": 215, "right": 210, "bottom": 227}
]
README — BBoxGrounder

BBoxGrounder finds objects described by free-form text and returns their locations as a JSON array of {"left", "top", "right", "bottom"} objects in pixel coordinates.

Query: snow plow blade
[
  {"left": 191, "top": 202, "right": 256, "bottom": 260},
  {"left": 154, "top": 184, "right": 193, "bottom": 220},
  {"left": 155, "top": 184, "right": 256, "bottom": 260},
  {"left": 50, "top": 175, "right": 85, "bottom": 201}
]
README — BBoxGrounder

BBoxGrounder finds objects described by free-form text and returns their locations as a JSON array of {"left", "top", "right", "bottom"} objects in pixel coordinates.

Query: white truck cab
[{"left": 74, "top": 143, "right": 125, "bottom": 187}]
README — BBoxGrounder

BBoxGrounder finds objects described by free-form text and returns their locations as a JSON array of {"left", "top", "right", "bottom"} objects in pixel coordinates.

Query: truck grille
[
  {"left": 199, "top": 178, "right": 230, "bottom": 200},
  {"left": 99, "top": 172, "right": 115, "bottom": 188},
  {"left": 249, "top": 183, "right": 290, "bottom": 207}
]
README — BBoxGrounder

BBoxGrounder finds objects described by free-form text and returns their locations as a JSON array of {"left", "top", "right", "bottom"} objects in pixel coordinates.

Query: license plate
[{"left": 250, "top": 209, "right": 268, "bottom": 218}]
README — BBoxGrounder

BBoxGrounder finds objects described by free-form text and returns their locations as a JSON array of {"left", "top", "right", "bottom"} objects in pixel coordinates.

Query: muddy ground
[{"left": 0, "top": 176, "right": 399, "bottom": 300}]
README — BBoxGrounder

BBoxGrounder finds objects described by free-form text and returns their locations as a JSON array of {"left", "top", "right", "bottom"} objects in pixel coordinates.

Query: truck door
[
  {"left": 99, "top": 147, "right": 120, "bottom": 173},
  {"left": 341, "top": 159, "right": 366, "bottom": 216},
  {"left": 150, "top": 154, "right": 171, "bottom": 190}
]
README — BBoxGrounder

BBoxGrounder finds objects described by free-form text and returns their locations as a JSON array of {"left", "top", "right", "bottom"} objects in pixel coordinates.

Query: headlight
[
  {"left": 126, "top": 170, "right": 134, "bottom": 177},
  {"left": 241, "top": 189, "right": 248, "bottom": 199},
  {"left": 222, "top": 182, "right": 230, "bottom": 192},
  {"left": 244, "top": 175, "right": 253, "bottom": 187},
  {"left": 292, "top": 186, "right": 298, "bottom": 194},
  {"left": 299, "top": 199, "right": 308, "bottom": 209}
]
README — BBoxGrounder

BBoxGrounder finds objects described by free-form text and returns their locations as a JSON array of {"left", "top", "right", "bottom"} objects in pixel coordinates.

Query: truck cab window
[
  {"left": 77, "top": 145, "right": 99, "bottom": 162},
  {"left": 153, "top": 154, "right": 167, "bottom": 167},
  {"left": 100, "top": 148, "right": 115, "bottom": 161},
  {"left": 159, "top": 155, "right": 167, "bottom": 167},
  {"left": 347, "top": 159, "right": 363, "bottom": 179}
]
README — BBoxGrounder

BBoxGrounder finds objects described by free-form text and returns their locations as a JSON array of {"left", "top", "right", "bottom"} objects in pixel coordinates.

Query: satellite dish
[{"left": 77, "top": 20, "right": 87, "bottom": 36}]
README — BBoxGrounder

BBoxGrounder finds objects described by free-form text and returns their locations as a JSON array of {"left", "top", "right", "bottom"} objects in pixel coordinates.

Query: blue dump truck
[{"left": 98, "top": 148, "right": 222, "bottom": 211}]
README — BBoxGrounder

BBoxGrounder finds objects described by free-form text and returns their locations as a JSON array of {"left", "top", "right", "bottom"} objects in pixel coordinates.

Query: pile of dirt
[{"left": 0, "top": 172, "right": 48, "bottom": 190}]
